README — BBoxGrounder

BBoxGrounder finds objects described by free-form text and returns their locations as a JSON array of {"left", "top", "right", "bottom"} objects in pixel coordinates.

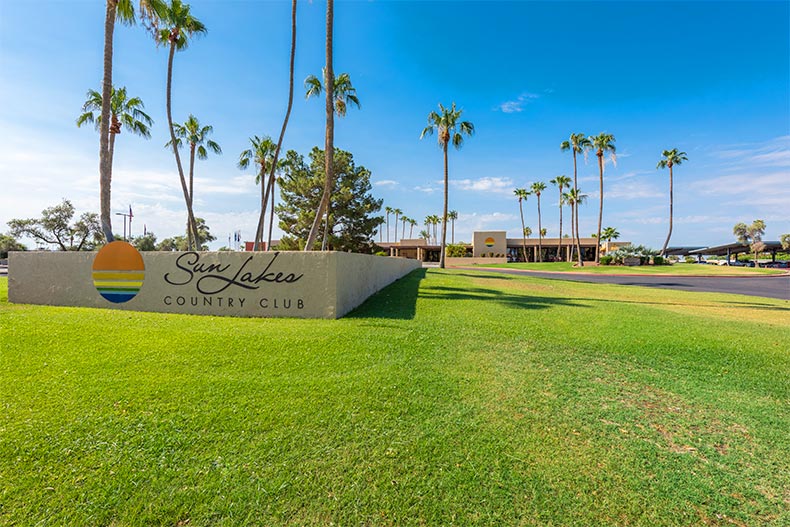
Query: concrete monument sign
[{"left": 8, "top": 243, "right": 420, "bottom": 318}]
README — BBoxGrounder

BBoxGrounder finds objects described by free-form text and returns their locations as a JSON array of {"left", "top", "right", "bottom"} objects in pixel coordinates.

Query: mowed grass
[
  {"left": 480, "top": 261, "right": 785, "bottom": 275},
  {"left": 1, "top": 272, "right": 789, "bottom": 526}
]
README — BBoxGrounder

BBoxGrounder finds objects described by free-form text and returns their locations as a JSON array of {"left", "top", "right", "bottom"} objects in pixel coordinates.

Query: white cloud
[
  {"left": 414, "top": 185, "right": 438, "bottom": 194},
  {"left": 713, "top": 135, "right": 790, "bottom": 168},
  {"left": 496, "top": 92, "right": 540, "bottom": 113},
  {"left": 374, "top": 179, "right": 399, "bottom": 188},
  {"left": 451, "top": 176, "right": 515, "bottom": 196}
]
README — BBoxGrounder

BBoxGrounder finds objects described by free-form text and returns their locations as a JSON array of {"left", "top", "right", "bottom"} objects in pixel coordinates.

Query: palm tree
[
  {"left": 166, "top": 114, "right": 221, "bottom": 208},
  {"left": 238, "top": 135, "right": 277, "bottom": 248},
  {"left": 408, "top": 218, "right": 417, "bottom": 239},
  {"left": 601, "top": 226, "right": 620, "bottom": 254},
  {"left": 420, "top": 102, "right": 474, "bottom": 268},
  {"left": 385, "top": 206, "right": 393, "bottom": 243},
  {"left": 565, "top": 188, "right": 587, "bottom": 264},
  {"left": 448, "top": 210, "right": 458, "bottom": 243},
  {"left": 98, "top": 0, "right": 156, "bottom": 242},
  {"left": 523, "top": 226, "right": 532, "bottom": 238},
  {"left": 590, "top": 132, "right": 616, "bottom": 263},
  {"left": 153, "top": 0, "right": 206, "bottom": 249},
  {"left": 77, "top": 85, "right": 153, "bottom": 213},
  {"left": 657, "top": 148, "right": 688, "bottom": 257},
  {"left": 392, "top": 208, "right": 402, "bottom": 242},
  {"left": 531, "top": 181, "right": 547, "bottom": 262},
  {"left": 514, "top": 188, "right": 529, "bottom": 262},
  {"left": 401, "top": 215, "right": 409, "bottom": 240},
  {"left": 255, "top": 0, "right": 298, "bottom": 252},
  {"left": 550, "top": 175, "right": 571, "bottom": 261},
  {"left": 419, "top": 229, "right": 430, "bottom": 241},
  {"left": 304, "top": 71, "right": 360, "bottom": 116},
  {"left": 560, "top": 133, "right": 591, "bottom": 266}
]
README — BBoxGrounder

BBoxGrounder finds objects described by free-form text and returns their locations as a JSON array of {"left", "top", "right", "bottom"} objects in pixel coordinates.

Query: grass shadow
[
  {"left": 419, "top": 284, "right": 586, "bottom": 311},
  {"left": 346, "top": 268, "right": 426, "bottom": 320}
]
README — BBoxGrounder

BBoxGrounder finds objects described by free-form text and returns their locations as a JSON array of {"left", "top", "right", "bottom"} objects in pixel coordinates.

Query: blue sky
[{"left": 1, "top": 0, "right": 788, "bottom": 249}]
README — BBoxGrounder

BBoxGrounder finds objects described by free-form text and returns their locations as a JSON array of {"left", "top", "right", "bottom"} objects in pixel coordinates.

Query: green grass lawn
[
  {"left": 1, "top": 272, "right": 788, "bottom": 526},
  {"left": 478, "top": 261, "right": 785, "bottom": 275}
]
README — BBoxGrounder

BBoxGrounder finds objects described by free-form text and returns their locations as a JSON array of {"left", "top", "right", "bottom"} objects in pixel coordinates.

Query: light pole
[{"left": 115, "top": 212, "right": 129, "bottom": 240}]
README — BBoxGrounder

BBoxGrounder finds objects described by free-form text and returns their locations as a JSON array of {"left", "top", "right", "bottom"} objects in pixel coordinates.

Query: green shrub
[
  {"left": 600, "top": 255, "right": 614, "bottom": 265},
  {"left": 374, "top": 251, "right": 387, "bottom": 257},
  {"left": 653, "top": 256, "right": 665, "bottom": 265},
  {"left": 446, "top": 244, "right": 468, "bottom": 257},
  {"left": 685, "top": 256, "right": 696, "bottom": 264}
]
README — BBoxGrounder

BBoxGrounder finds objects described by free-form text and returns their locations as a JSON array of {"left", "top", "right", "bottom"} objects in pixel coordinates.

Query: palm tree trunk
[
  {"left": 537, "top": 195, "right": 543, "bottom": 262},
  {"left": 166, "top": 40, "right": 199, "bottom": 251},
  {"left": 557, "top": 188, "right": 563, "bottom": 262},
  {"left": 386, "top": 213, "right": 390, "bottom": 243},
  {"left": 451, "top": 218, "right": 455, "bottom": 244},
  {"left": 660, "top": 164, "right": 673, "bottom": 257},
  {"left": 573, "top": 151, "right": 583, "bottom": 267},
  {"left": 304, "top": 0, "right": 333, "bottom": 251},
  {"left": 321, "top": 203, "right": 331, "bottom": 250},
  {"left": 261, "top": 0, "right": 296, "bottom": 251},
  {"left": 99, "top": 0, "right": 116, "bottom": 243},
  {"left": 596, "top": 152, "right": 604, "bottom": 263},
  {"left": 108, "top": 132, "right": 117, "bottom": 184},
  {"left": 409, "top": 223, "right": 414, "bottom": 239},
  {"left": 187, "top": 144, "right": 197, "bottom": 249},
  {"left": 402, "top": 220, "right": 406, "bottom": 240},
  {"left": 440, "top": 145, "right": 449, "bottom": 268},
  {"left": 394, "top": 213, "right": 399, "bottom": 243},
  {"left": 519, "top": 201, "right": 527, "bottom": 262}
]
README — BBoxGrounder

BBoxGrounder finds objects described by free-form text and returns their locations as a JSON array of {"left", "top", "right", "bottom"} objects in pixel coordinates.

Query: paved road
[{"left": 467, "top": 268, "right": 790, "bottom": 300}]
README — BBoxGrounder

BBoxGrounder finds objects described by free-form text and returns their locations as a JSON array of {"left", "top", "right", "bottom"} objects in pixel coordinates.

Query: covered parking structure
[{"left": 689, "top": 241, "right": 789, "bottom": 265}]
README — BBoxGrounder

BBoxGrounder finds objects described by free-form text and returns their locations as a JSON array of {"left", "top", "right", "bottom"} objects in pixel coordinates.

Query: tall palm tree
[
  {"left": 238, "top": 135, "right": 277, "bottom": 248},
  {"left": 401, "top": 215, "right": 409, "bottom": 240},
  {"left": 392, "top": 208, "right": 402, "bottom": 242},
  {"left": 514, "top": 188, "right": 529, "bottom": 262},
  {"left": 254, "top": 0, "right": 298, "bottom": 252},
  {"left": 78, "top": 85, "right": 153, "bottom": 195},
  {"left": 657, "top": 148, "right": 688, "bottom": 257},
  {"left": 562, "top": 191, "right": 574, "bottom": 260},
  {"left": 448, "top": 210, "right": 458, "bottom": 243},
  {"left": 408, "top": 218, "right": 417, "bottom": 239},
  {"left": 531, "top": 181, "right": 547, "bottom": 262},
  {"left": 385, "top": 206, "right": 393, "bottom": 243},
  {"left": 590, "top": 132, "right": 616, "bottom": 263},
  {"left": 419, "top": 229, "right": 430, "bottom": 241},
  {"left": 165, "top": 114, "right": 221, "bottom": 209},
  {"left": 523, "top": 226, "right": 532, "bottom": 238},
  {"left": 565, "top": 188, "right": 587, "bottom": 264},
  {"left": 98, "top": 0, "right": 154, "bottom": 242},
  {"left": 601, "top": 226, "right": 620, "bottom": 254},
  {"left": 420, "top": 103, "right": 474, "bottom": 268},
  {"left": 550, "top": 175, "right": 571, "bottom": 261},
  {"left": 153, "top": 0, "right": 206, "bottom": 249},
  {"left": 560, "top": 133, "right": 591, "bottom": 266},
  {"left": 304, "top": 0, "right": 335, "bottom": 251}
]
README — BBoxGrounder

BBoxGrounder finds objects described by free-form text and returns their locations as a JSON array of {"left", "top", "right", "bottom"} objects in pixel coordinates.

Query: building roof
[{"left": 688, "top": 241, "right": 787, "bottom": 256}]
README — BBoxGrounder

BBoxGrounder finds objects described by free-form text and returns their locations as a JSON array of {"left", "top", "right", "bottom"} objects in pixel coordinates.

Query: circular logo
[
  {"left": 484, "top": 237, "right": 496, "bottom": 248},
  {"left": 92, "top": 241, "right": 145, "bottom": 303}
]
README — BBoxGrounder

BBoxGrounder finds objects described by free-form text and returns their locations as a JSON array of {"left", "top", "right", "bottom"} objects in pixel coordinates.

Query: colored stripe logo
[
  {"left": 485, "top": 237, "right": 495, "bottom": 248},
  {"left": 92, "top": 241, "right": 145, "bottom": 303}
]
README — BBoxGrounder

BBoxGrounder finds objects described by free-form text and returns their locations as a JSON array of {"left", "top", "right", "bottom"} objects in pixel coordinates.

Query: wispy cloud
[
  {"left": 451, "top": 176, "right": 515, "bottom": 196},
  {"left": 712, "top": 135, "right": 790, "bottom": 169},
  {"left": 496, "top": 92, "right": 540, "bottom": 113},
  {"left": 414, "top": 185, "right": 438, "bottom": 194},
  {"left": 374, "top": 179, "right": 399, "bottom": 188}
]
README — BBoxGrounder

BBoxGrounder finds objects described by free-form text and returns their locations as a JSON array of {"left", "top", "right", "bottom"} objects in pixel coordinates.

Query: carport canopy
[{"left": 688, "top": 241, "right": 788, "bottom": 259}]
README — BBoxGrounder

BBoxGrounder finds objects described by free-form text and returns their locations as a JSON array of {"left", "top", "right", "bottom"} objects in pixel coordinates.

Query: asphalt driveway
[{"left": 469, "top": 268, "right": 790, "bottom": 300}]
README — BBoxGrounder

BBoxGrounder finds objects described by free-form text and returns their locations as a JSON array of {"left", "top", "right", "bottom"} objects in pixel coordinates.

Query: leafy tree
[
  {"left": 7, "top": 200, "right": 102, "bottom": 251},
  {"left": 276, "top": 148, "right": 382, "bottom": 252},
  {"left": 550, "top": 175, "right": 572, "bottom": 261},
  {"left": 132, "top": 232, "right": 158, "bottom": 251},
  {"left": 734, "top": 220, "right": 766, "bottom": 265},
  {"left": 590, "top": 132, "right": 616, "bottom": 263},
  {"left": 156, "top": 236, "right": 186, "bottom": 251},
  {"left": 657, "top": 148, "right": 688, "bottom": 256},
  {"left": 514, "top": 188, "right": 530, "bottom": 261},
  {"left": 561, "top": 133, "right": 591, "bottom": 266},
  {"left": 540, "top": 228, "right": 547, "bottom": 238},
  {"left": 0, "top": 233, "right": 27, "bottom": 258},
  {"left": 152, "top": 0, "right": 206, "bottom": 250},
  {"left": 193, "top": 217, "right": 215, "bottom": 250},
  {"left": 781, "top": 233, "right": 790, "bottom": 250},
  {"left": 531, "top": 181, "right": 547, "bottom": 262},
  {"left": 420, "top": 102, "right": 474, "bottom": 268}
]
